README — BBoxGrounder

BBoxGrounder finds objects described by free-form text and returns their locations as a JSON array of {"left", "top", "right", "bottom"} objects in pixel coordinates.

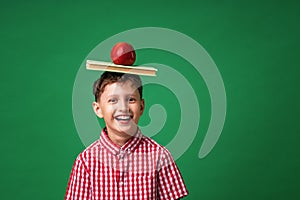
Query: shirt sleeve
[
  {"left": 157, "top": 149, "right": 189, "bottom": 200},
  {"left": 65, "top": 154, "right": 91, "bottom": 200}
]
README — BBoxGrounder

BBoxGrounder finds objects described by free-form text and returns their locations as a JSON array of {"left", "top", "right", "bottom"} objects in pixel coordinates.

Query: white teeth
[{"left": 115, "top": 115, "right": 131, "bottom": 120}]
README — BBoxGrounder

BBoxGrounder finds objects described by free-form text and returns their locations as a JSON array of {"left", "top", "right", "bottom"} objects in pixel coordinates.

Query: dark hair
[{"left": 93, "top": 72, "right": 143, "bottom": 102}]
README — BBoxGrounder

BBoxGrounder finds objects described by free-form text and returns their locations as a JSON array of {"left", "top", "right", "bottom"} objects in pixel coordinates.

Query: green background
[{"left": 1, "top": 0, "right": 299, "bottom": 199}]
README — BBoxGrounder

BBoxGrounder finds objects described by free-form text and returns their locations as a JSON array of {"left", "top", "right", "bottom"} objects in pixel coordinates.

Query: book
[{"left": 86, "top": 60, "right": 157, "bottom": 76}]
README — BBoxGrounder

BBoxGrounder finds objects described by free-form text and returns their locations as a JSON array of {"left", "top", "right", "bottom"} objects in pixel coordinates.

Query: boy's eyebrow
[
  {"left": 105, "top": 93, "right": 137, "bottom": 98},
  {"left": 104, "top": 94, "right": 118, "bottom": 99},
  {"left": 104, "top": 95, "right": 139, "bottom": 102}
]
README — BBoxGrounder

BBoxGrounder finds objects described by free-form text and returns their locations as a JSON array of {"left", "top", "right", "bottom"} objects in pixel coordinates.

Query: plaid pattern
[{"left": 65, "top": 128, "right": 188, "bottom": 200}]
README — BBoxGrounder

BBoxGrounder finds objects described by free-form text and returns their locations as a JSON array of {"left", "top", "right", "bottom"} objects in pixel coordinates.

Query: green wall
[{"left": 1, "top": 0, "right": 299, "bottom": 199}]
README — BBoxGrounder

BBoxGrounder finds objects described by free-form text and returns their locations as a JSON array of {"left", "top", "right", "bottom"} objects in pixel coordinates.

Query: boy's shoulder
[
  {"left": 79, "top": 139, "right": 101, "bottom": 156},
  {"left": 77, "top": 133, "right": 171, "bottom": 160},
  {"left": 73, "top": 140, "right": 100, "bottom": 164},
  {"left": 139, "top": 134, "right": 169, "bottom": 152},
  {"left": 74, "top": 133, "right": 175, "bottom": 173},
  {"left": 141, "top": 135, "right": 174, "bottom": 162}
]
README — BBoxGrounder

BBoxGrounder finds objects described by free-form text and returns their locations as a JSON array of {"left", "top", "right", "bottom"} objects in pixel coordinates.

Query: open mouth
[{"left": 114, "top": 115, "right": 133, "bottom": 121}]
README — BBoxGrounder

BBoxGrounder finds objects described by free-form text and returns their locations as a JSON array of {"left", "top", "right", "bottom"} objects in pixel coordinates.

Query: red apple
[{"left": 110, "top": 42, "right": 136, "bottom": 66}]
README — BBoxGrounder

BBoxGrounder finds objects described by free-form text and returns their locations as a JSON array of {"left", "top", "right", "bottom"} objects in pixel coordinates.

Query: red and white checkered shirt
[{"left": 65, "top": 128, "right": 188, "bottom": 200}]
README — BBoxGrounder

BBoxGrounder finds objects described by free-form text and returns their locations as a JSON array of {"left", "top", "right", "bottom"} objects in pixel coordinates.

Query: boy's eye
[
  {"left": 128, "top": 97, "right": 136, "bottom": 103},
  {"left": 108, "top": 98, "right": 118, "bottom": 103}
]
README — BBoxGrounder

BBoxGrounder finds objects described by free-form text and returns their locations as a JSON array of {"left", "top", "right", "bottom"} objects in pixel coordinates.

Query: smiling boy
[{"left": 65, "top": 72, "right": 188, "bottom": 200}]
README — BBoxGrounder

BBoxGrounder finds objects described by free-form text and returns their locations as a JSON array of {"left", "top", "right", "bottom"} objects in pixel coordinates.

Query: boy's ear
[
  {"left": 92, "top": 102, "right": 103, "bottom": 118},
  {"left": 140, "top": 99, "right": 145, "bottom": 116}
]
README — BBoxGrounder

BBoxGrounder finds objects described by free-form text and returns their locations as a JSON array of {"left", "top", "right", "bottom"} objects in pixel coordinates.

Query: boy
[{"left": 65, "top": 72, "right": 188, "bottom": 200}]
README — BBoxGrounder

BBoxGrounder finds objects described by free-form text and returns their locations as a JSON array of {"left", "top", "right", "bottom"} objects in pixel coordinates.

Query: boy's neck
[{"left": 111, "top": 135, "right": 132, "bottom": 147}]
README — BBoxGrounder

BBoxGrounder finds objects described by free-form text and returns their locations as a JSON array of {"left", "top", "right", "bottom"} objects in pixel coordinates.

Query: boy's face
[{"left": 93, "top": 80, "right": 144, "bottom": 138}]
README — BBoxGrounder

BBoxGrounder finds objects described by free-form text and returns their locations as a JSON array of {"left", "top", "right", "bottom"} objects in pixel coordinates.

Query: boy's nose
[{"left": 117, "top": 99, "right": 129, "bottom": 112}]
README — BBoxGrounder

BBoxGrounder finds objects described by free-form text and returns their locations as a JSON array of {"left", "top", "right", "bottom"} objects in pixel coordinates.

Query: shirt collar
[{"left": 100, "top": 127, "right": 142, "bottom": 155}]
